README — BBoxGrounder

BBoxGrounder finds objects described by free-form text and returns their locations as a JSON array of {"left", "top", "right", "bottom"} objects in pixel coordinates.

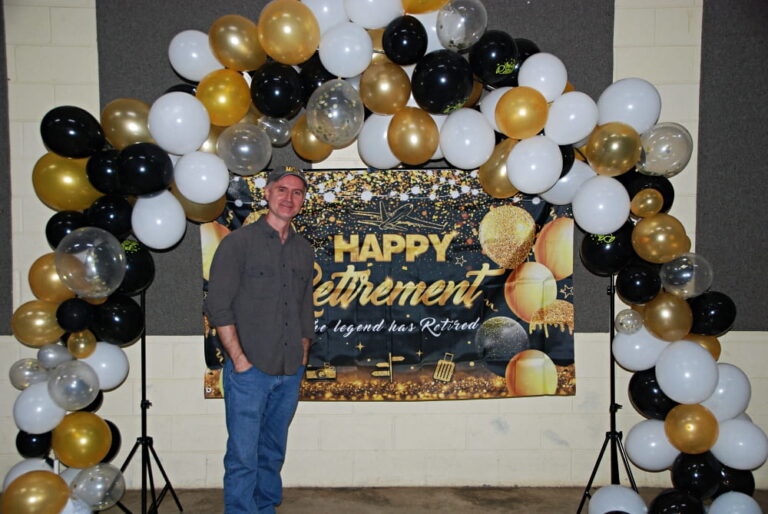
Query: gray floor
[{"left": 108, "top": 487, "right": 768, "bottom": 513}]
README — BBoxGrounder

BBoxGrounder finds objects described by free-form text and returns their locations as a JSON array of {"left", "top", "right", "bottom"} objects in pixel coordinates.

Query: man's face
[{"left": 264, "top": 175, "right": 306, "bottom": 222}]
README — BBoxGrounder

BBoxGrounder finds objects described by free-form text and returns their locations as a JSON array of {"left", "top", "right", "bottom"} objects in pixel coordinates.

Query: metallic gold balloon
[
  {"left": 171, "top": 182, "right": 227, "bottom": 223},
  {"left": 664, "top": 404, "right": 719, "bottom": 454},
  {"left": 533, "top": 217, "right": 574, "bottom": 280},
  {"left": 479, "top": 205, "right": 535, "bottom": 269},
  {"left": 505, "top": 349, "right": 558, "bottom": 396},
  {"left": 632, "top": 213, "right": 691, "bottom": 264},
  {"left": 495, "top": 86, "right": 548, "bottom": 140},
  {"left": 630, "top": 187, "right": 664, "bottom": 218},
  {"left": 368, "top": 28, "right": 385, "bottom": 53},
  {"left": 643, "top": 291, "right": 693, "bottom": 342},
  {"left": 196, "top": 69, "right": 252, "bottom": 127},
  {"left": 360, "top": 62, "right": 411, "bottom": 114},
  {"left": 504, "top": 262, "right": 557, "bottom": 323},
  {"left": 387, "top": 107, "right": 439, "bottom": 165},
  {"left": 684, "top": 333, "right": 721, "bottom": 361},
  {"left": 371, "top": 52, "right": 393, "bottom": 65},
  {"left": 464, "top": 79, "right": 484, "bottom": 108},
  {"left": 101, "top": 98, "right": 154, "bottom": 150},
  {"left": 478, "top": 139, "right": 519, "bottom": 199},
  {"left": 84, "top": 296, "right": 108, "bottom": 305},
  {"left": 29, "top": 253, "right": 75, "bottom": 303},
  {"left": 201, "top": 222, "right": 231, "bottom": 281},
  {"left": 12, "top": 300, "right": 65, "bottom": 348},
  {"left": 0, "top": 470, "right": 70, "bottom": 514},
  {"left": 198, "top": 124, "right": 225, "bottom": 154},
  {"left": 239, "top": 103, "right": 264, "bottom": 125},
  {"left": 584, "top": 122, "right": 641, "bottom": 176},
  {"left": 258, "top": 0, "right": 320, "bottom": 65},
  {"left": 403, "top": 0, "right": 449, "bottom": 14},
  {"left": 67, "top": 330, "right": 97, "bottom": 358},
  {"left": 563, "top": 81, "right": 575, "bottom": 93},
  {"left": 52, "top": 412, "right": 112, "bottom": 468},
  {"left": 291, "top": 114, "right": 333, "bottom": 162},
  {"left": 33, "top": 153, "right": 103, "bottom": 211},
  {"left": 209, "top": 14, "right": 266, "bottom": 71}
]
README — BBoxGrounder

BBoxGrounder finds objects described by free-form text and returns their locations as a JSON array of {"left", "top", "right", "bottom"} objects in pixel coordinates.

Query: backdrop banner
[{"left": 202, "top": 169, "right": 575, "bottom": 400}]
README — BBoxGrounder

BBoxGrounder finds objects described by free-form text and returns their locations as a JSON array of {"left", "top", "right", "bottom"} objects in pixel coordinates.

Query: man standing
[{"left": 206, "top": 166, "right": 314, "bottom": 513}]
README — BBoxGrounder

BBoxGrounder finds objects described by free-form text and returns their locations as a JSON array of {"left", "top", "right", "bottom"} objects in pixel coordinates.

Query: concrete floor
[{"left": 108, "top": 487, "right": 768, "bottom": 513}]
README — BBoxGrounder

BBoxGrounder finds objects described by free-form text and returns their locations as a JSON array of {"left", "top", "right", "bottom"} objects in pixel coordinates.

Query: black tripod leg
[
  {"left": 120, "top": 439, "right": 142, "bottom": 473},
  {"left": 148, "top": 443, "right": 184, "bottom": 511},
  {"left": 576, "top": 432, "right": 611, "bottom": 514},
  {"left": 615, "top": 433, "right": 638, "bottom": 491}
]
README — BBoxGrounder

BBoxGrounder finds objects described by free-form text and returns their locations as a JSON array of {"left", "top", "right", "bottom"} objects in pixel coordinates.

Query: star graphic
[
  {"left": 560, "top": 284, "right": 574, "bottom": 299},
  {"left": 355, "top": 342, "right": 365, "bottom": 351},
  {"left": 416, "top": 350, "right": 423, "bottom": 358},
  {"left": 454, "top": 255, "right": 467, "bottom": 266}
]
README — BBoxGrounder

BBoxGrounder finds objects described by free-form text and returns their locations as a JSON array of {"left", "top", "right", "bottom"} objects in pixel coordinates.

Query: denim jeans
[{"left": 222, "top": 359, "right": 304, "bottom": 513}]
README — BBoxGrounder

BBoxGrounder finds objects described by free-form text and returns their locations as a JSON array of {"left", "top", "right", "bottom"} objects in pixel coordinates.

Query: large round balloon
[
  {"left": 587, "top": 485, "right": 646, "bottom": 514},
  {"left": 436, "top": 0, "right": 487, "bottom": 52},
  {"left": 217, "top": 122, "right": 273, "bottom": 176},
  {"left": 571, "top": 176, "right": 630, "bottom": 235},
  {"left": 671, "top": 451, "right": 722, "bottom": 500},
  {"left": 71, "top": 463, "right": 126, "bottom": 511},
  {"left": 37, "top": 343, "right": 74, "bottom": 370},
  {"left": 2, "top": 458, "right": 53, "bottom": 491},
  {"left": 16, "top": 430, "right": 52, "bottom": 459},
  {"left": 688, "top": 291, "right": 736, "bottom": 336},
  {"left": 411, "top": 50, "right": 473, "bottom": 114},
  {"left": 131, "top": 190, "right": 187, "bottom": 250},
  {"left": 382, "top": 15, "right": 428, "bottom": 65},
  {"left": 307, "top": 79, "right": 365, "bottom": 148},
  {"left": 299, "top": 52, "right": 337, "bottom": 106},
  {"left": 52, "top": 412, "right": 112, "bottom": 468},
  {"left": 116, "top": 240, "right": 155, "bottom": 296},
  {"left": 360, "top": 62, "right": 411, "bottom": 115},
  {"left": 584, "top": 122, "right": 641, "bottom": 177},
  {"left": 664, "top": 404, "right": 719, "bottom": 454},
  {"left": 40, "top": 106, "right": 105, "bottom": 158},
  {"left": 209, "top": 14, "right": 266, "bottom": 72},
  {"left": 250, "top": 62, "right": 304, "bottom": 119},
  {"left": 47, "top": 360, "right": 100, "bottom": 411},
  {"left": 90, "top": 295, "right": 145, "bottom": 346},
  {"left": 13, "top": 381, "right": 66, "bottom": 434},
  {"left": 495, "top": 86, "right": 548, "bottom": 140},
  {"left": 615, "top": 260, "right": 661, "bottom": 304},
  {"left": 45, "top": 211, "right": 89, "bottom": 250},
  {"left": 579, "top": 222, "right": 635, "bottom": 276},
  {"left": 100, "top": 98, "right": 154, "bottom": 151},
  {"left": 628, "top": 367, "right": 679, "bottom": 420},
  {"left": 469, "top": 30, "right": 518, "bottom": 87},
  {"left": 648, "top": 488, "right": 704, "bottom": 514},
  {"left": 303, "top": 0, "right": 349, "bottom": 35},
  {"left": 345, "top": 0, "right": 402, "bottom": 28},
  {"left": 632, "top": 213, "right": 690, "bottom": 264},
  {"left": 55, "top": 298, "right": 94, "bottom": 333},
  {"left": 625, "top": 419, "right": 679, "bottom": 471},
  {"left": 506, "top": 135, "right": 562, "bottom": 194},
  {"left": 12, "top": 300, "right": 65, "bottom": 348},
  {"left": 168, "top": 29, "right": 223, "bottom": 82},
  {"left": 81, "top": 342, "right": 130, "bottom": 391},
  {"left": 258, "top": 0, "right": 320, "bottom": 65},
  {"left": 387, "top": 106, "right": 439, "bottom": 164},
  {"left": 102, "top": 419, "right": 122, "bottom": 463},
  {"left": 541, "top": 159, "right": 596, "bottom": 206},
  {"left": 33, "top": 153, "right": 103, "bottom": 212},
  {"left": 439, "top": 108, "right": 495, "bottom": 170},
  {"left": 196, "top": 69, "right": 252, "bottom": 127},
  {"left": 638, "top": 122, "right": 694, "bottom": 178},
  {"left": 85, "top": 196, "right": 133, "bottom": 240},
  {"left": 118, "top": 142, "right": 174, "bottom": 196},
  {"left": 714, "top": 465, "right": 755, "bottom": 498},
  {"left": 710, "top": 492, "right": 762, "bottom": 514},
  {"left": 86, "top": 149, "right": 123, "bottom": 195},
  {"left": 174, "top": 151, "right": 230, "bottom": 204},
  {"left": 55, "top": 227, "right": 126, "bottom": 299},
  {"left": 711, "top": 419, "right": 768, "bottom": 470},
  {"left": 545, "top": 91, "right": 598, "bottom": 146},
  {"left": 147, "top": 92, "right": 210, "bottom": 155},
  {"left": 656, "top": 341, "right": 718, "bottom": 405},
  {"left": 318, "top": 21, "right": 374, "bottom": 78},
  {"left": 517, "top": 52, "right": 567, "bottom": 103},
  {"left": 643, "top": 290, "right": 693, "bottom": 342},
  {"left": 358, "top": 114, "right": 400, "bottom": 169},
  {"left": 598, "top": 77, "right": 661, "bottom": 134},
  {"left": 612, "top": 325, "right": 669, "bottom": 372},
  {"left": 29, "top": 253, "right": 75, "bottom": 303},
  {"left": 291, "top": 114, "right": 333, "bottom": 162},
  {"left": 660, "top": 253, "right": 713, "bottom": 299},
  {"left": 700, "top": 363, "right": 750, "bottom": 422},
  {"left": 1, "top": 470, "right": 70, "bottom": 514}
]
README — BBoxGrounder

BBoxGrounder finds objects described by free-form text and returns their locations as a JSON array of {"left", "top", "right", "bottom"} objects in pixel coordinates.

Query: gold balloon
[
  {"left": 479, "top": 205, "right": 535, "bottom": 269},
  {"left": 196, "top": 69, "right": 252, "bottom": 127},
  {"left": 403, "top": 0, "right": 449, "bottom": 14},
  {"left": 504, "top": 262, "right": 558, "bottom": 323},
  {"left": 563, "top": 81, "right": 576, "bottom": 93},
  {"left": 387, "top": 107, "right": 439, "bottom": 165},
  {"left": 33, "top": 153, "right": 103, "bottom": 211},
  {"left": 534, "top": 217, "right": 574, "bottom": 280},
  {"left": 643, "top": 291, "right": 693, "bottom": 341},
  {"left": 258, "top": 0, "right": 320, "bottom": 65},
  {"left": 368, "top": 28, "right": 385, "bottom": 53},
  {"left": 29, "top": 253, "right": 75, "bottom": 303},
  {"left": 0, "top": 470, "right": 70, "bottom": 514},
  {"left": 505, "top": 349, "right": 558, "bottom": 396},
  {"left": 495, "top": 86, "right": 549, "bottom": 140},
  {"left": 101, "top": 98, "right": 154, "bottom": 150},
  {"left": 631, "top": 188, "right": 664, "bottom": 218},
  {"left": 478, "top": 139, "right": 519, "bottom": 199},
  {"left": 239, "top": 103, "right": 264, "bottom": 125},
  {"left": 632, "top": 213, "right": 691, "bottom": 264},
  {"left": 665, "top": 404, "right": 719, "bottom": 454},
  {"left": 67, "top": 330, "right": 97, "bottom": 358},
  {"left": 52, "top": 412, "right": 112, "bottom": 468},
  {"left": 360, "top": 62, "right": 411, "bottom": 114},
  {"left": 685, "top": 333, "right": 721, "bottom": 361},
  {"left": 464, "top": 79, "right": 484, "bottom": 108},
  {"left": 171, "top": 182, "right": 227, "bottom": 223},
  {"left": 84, "top": 296, "right": 108, "bottom": 305},
  {"left": 209, "top": 14, "right": 266, "bottom": 71},
  {"left": 201, "top": 222, "right": 231, "bottom": 281},
  {"left": 198, "top": 124, "right": 225, "bottom": 154},
  {"left": 584, "top": 122, "right": 641, "bottom": 176},
  {"left": 291, "top": 114, "right": 333, "bottom": 162},
  {"left": 12, "top": 300, "right": 65, "bottom": 348}
]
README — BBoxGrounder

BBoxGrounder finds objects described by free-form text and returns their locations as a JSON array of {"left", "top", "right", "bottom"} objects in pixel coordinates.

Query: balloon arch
[{"left": 4, "top": 0, "right": 766, "bottom": 513}]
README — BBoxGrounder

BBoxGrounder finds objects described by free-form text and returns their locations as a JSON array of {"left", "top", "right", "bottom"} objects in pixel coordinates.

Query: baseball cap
[{"left": 266, "top": 166, "right": 308, "bottom": 189}]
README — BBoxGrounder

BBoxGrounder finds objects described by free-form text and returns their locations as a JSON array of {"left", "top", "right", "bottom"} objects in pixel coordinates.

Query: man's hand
[{"left": 233, "top": 355, "right": 253, "bottom": 373}]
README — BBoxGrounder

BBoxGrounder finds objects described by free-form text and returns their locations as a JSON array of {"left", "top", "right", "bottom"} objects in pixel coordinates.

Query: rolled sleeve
[{"left": 205, "top": 234, "right": 242, "bottom": 327}]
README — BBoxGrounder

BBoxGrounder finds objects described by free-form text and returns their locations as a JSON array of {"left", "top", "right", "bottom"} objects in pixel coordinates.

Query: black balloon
[
  {"left": 45, "top": 211, "right": 88, "bottom": 249},
  {"left": 714, "top": 465, "right": 755, "bottom": 498},
  {"left": 86, "top": 149, "right": 123, "bottom": 195},
  {"left": 86, "top": 196, "right": 133, "bottom": 239},
  {"left": 91, "top": 294, "right": 144, "bottom": 346},
  {"left": 164, "top": 83, "right": 197, "bottom": 95},
  {"left": 383, "top": 15, "right": 428, "bottom": 65},
  {"left": 616, "top": 260, "right": 661, "bottom": 304},
  {"left": 648, "top": 489, "right": 704, "bottom": 514},
  {"left": 250, "top": 62, "right": 303, "bottom": 119},
  {"left": 617, "top": 169, "right": 675, "bottom": 213},
  {"left": 412, "top": 50, "right": 473, "bottom": 114},
  {"left": 299, "top": 53, "right": 336, "bottom": 105},
  {"left": 580, "top": 222, "right": 636, "bottom": 277},
  {"left": 469, "top": 30, "right": 519, "bottom": 86},
  {"left": 117, "top": 240, "right": 156, "bottom": 296},
  {"left": 498, "top": 37, "right": 540, "bottom": 87},
  {"left": 688, "top": 291, "right": 737, "bottom": 336},
  {"left": 671, "top": 452, "right": 722, "bottom": 500},
  {"left": 16, "top": 430, "right": 52, "bottom": 459},
  {"left": 56, "top": 298, "right": 95, "bottom": 332},
  {"left": 79, "top": 390, "right": 104, "bottom": 413},
  {"left": 559, "top": 145, "right": 575, "bottom": 178},
  {"left": 40, "top": 105, "right": 105, "bottom": 158},
  {"left": 102, "top": 419, "right": 122, "bottom": 463},
  {"left": 628, "top": 368, "right": 678, "bottom": 420},
  {"left": 118, "top": 143, "right": 173, "bottom": 195}
]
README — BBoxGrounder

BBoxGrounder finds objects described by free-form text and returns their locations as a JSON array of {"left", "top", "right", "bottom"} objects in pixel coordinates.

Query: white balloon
[
  {"left": 598, "top": 77, "right": 661, "bottom": 134},
  {"left": 12, "top": 381, "right": 65, "bottom": 434},
  {"left": 709, "top": 491, "right": 762, "bottom": 514},
  {"left": 81, "top": 342, "right": 130, "bottom": 391},
  {"left": 545, "top": 91, "right": 599, "bottom": 145},
  {"left": 148, "top": 92, "right": 210, "bottom": 155},
  {"left": 518, "top": 52, "right": 568, "bottom": 103},
  {"left": 440, "top": 108, "right": 495, "bottom": 169},
  {"left": 572, "top": 176, "right": 630, "bottom": 234},
  {"left": 319, "top": 22, "right": 374, "bottom": 77},
  {"left": 711, "top": 419, "right": 768, "bottom": 470},
  {"left": 411, "top": 11, "right": 443, "bottom": 54},
  {"left": 588, "top": 485, "right": 647, "bottom": 514},
  {"left": 344, "top": 0, "right": 402, "bottom": 29},
  {"left": 479, "top": 86, "right": 512, "bottom": 132},
  {"left": 131, "top": 190, "right": 187, "bottom": 250},
  {"left": 429, "top": 113, "right": 447, "bottom": 160},
  {"left": 59, "top": 497, "right": 92, "bottom": 514},
  {"left": 357, "top": 114, "right": 400, "bottom": 169},
  {"left": 303, "top": 0, "right": 349, "bottom": 35},
  {"left": 625, "top": 419, "right": 679, "bottom": 472},
  {"left": 174, "top": 151, "right": 230, "bottom": 204},
  {"left": 655, "top": 341, "right": 718, "bottom": 404},
  {"left": 612, "top": 326, "right": 669, "bottom": 372},
  {"left": 701, "top": 363, "right": 751, "bottom": 422},
  {"left": 540, "top": 160, "right": 596, "bottom": 205},
  {"left": 506, "top": 135, "right": 562, "bottom": 194},
  {"left": 167, "top": 30, "right": 223, "bottom": 82},
  {"left": 2, "top": 458, "right": 53, "bottom": 491}
]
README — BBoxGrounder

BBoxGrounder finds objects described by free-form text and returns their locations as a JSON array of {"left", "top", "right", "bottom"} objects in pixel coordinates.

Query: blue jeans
[{"left": 222, "top": 359, "right": 304, "bottom": 513}]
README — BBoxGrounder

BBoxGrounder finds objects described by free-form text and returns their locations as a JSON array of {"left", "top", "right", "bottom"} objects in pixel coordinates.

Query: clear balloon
[
  {"left": 9, "top": 358, "right": 49, "bottom": 390},
  {"left": 72, "top": 463, "right": 126, "bottom": 511},
  {"left": 131, "top": 190, "right": 187, "bottom": 250},
  {"left": 257, "top": 116, "right": 292, "bottom": 146},
  {"left": 637, "top": 122, "right": 693, "bottom": 178},
  {"left": 701, "top": 363, "right": 751, "bottom": 422},
  {"left": 54, "top": 227, "right": 126, "bottom": 299},
  {"left": 506, "top": 135, "right": 562, "bottom": 194},
  {"left": 306, "top": 79, "right": 365, "bottom": 147},
  {"left": 587, "top": 485, "right": 646, "bottom": 514},
  {"left": 215, "top": 123, "right": 272, "bottom": 176},
  {"left": 625, "top": 419, "right": 679, "bottom": 471},
  {"left": 436, "top": 0, "right": 487, "bottom": 52},
  {"left": 598, "top": 77, "right": 661, "bottom": 134},
  {"left": 37, "top": 343, "right": 74, "bottom": 369},
  {"left": 148, "top": 92, "right": 211, "bottom": 156},
  {"left": 47, "top": 360, "right": 100, "bottom": 411},
  {"left": 357, "top": 114, "right": 400, "bottom": 169},
  {"left": 439, "top": 108, "right": 495, "bottom": 170},
  {"left": 615, "top": 308, "right": 643, "bottom": 335},
  {"left": 656, "top": 340, "right": 719, "bottom": 404},
  {"left": 59, "top": 497, "right": 92, "bottom": 514},
  {"left": 81, "top": 342, "right": 130, "bottom": 391},
  {"left": 167, "top": 30, "right": 223, "bottom": 82},
  {"left": 612, "top": 325, "right": 669, "bottom": 372},
  {"left": 13, "top": 381, "right": 66, "bottom": 434},
  {"left": 571, "top": 176, "right": 630, "bottom": 235},
  {"left": 660, "top": 252, "right": 713, "bottom": 299}
]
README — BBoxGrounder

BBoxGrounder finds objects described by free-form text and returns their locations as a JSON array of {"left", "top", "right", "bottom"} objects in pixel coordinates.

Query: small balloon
[
  {"left": 67, "top": 330, "right": 98, "bottom": 359},
  {"left": 9, "top": 358, "right": 49, "bottom": 390},
  {"left": 100, "top": 98, "right": 154, "bottom": 150},
  {"left": 37, "top": 343, "right": 74, "bottom": 370},
  {"left": 291, "top": 114, "right": 333, "bottom": 162},
  {"left": 660, "top": 253, "right": 714, "bottom": 299},
  {"left": 258, "top": 116, "right": 292, "bottom": 146},
  {"left": 630, "top": 188, "right": 664, "bottom": 218},
  {"left": 56, "top": 298, "right": 95, "bottom": 333},
  {"left": 478, "top": 139, "right": 518, "bottom": 199},
  {"left": 436, "top": 0, "right": 487, "bottom": 52},
  {"left": 638, "top": 122, "right": 694, "bottom": 178},
  {"left": 615, "top": 309, "right": 643, "bottom": 335}
]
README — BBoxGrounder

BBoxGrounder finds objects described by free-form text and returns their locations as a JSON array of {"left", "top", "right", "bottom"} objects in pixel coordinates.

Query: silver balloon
[
  {"left": 615, "top": 309, "right": 643, "bottom": 335},
  {"left": 47, "top": 360, "right": 100, "bottom": 411},
  {"left": 72, "top": 463, "right": 126, "bottom": 511},
  {"left": 637, "top": 122, "right": 693, "bottom": 178},
  {"left": 306, "top": 79, "right": 365, "bottom": 148},
  {"left": 216, "top": 123, "right": 273, "bottom": 176},
  {"left": 37, "top": 343, "right": 74, "bottom": 369},
  {"left": 258, "top": 116, "right": 291, "bottom": 147},
  {"left": 54, "top": 227, "right": 126, "bottom": 298},
  {"left": 437, "top": 0, "right": 488, "bottom": 52},
  {"left": 9, "top": 358, "right": 49, "bottom": 390},
  {"left": 660, "top": 252, "right": 713, "bottom": 299}
]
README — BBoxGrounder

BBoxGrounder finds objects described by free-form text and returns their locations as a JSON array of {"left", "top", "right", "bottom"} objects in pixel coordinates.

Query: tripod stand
[
  {"left": 576, "top": 276, "right": 637, "bottom": 513},
  {"left": 116, "top": 292, "right": 183, "bottom": 514}
]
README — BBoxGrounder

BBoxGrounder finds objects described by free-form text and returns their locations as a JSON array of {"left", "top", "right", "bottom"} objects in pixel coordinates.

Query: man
[{"left": 206, "top": 166, "right": 314, "bottom": 513}]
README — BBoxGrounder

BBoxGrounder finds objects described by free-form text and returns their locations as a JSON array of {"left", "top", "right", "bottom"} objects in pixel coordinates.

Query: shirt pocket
[
  {"left": 245, "top": 264, "right": 275, "bottom": 297},
  {"left": 292, "top": 266, "right": 311, "bottom": 296}
]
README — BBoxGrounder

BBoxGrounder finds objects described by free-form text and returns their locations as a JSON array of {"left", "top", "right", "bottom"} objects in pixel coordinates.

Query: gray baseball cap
[{"left": 266, "top": 166, "right": 308, "bottom": 188}]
